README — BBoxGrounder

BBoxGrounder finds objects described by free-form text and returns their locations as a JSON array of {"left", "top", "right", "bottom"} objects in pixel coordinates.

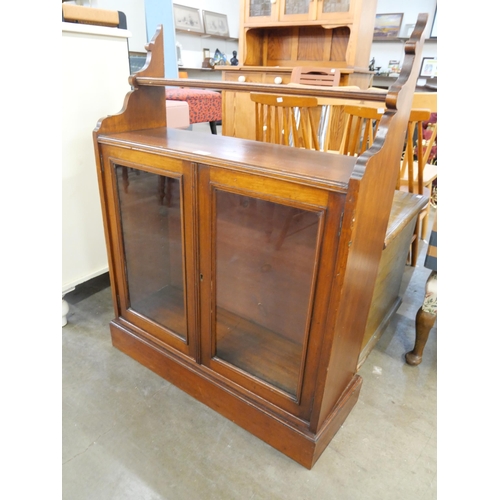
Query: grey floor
[{"left": 62, "top": 124, "right": 437, "bottom": 499}]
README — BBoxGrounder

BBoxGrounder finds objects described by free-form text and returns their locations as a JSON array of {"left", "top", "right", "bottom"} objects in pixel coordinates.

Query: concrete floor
[{"left": 62, "top": 125, "right": 437, "bottom": 499}]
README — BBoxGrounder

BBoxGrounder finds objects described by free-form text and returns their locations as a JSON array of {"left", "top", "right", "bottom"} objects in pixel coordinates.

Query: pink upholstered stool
[
  {"left": 165, "top": 101, "right": 190, "bottom": 129},
  {"left": 164, "top": 88, "right": 222, "bottom": 134}
]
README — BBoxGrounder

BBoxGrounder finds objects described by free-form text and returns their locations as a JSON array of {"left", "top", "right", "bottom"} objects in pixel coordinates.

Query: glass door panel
[
  {"left": 280, "top": 0, "right": 314, "bottom": 21},
  {"left": 214, "top": 190, "right": 321, "bottom": 397},
  {"left": 246, "top": 0, "right": 278, "bottom": 24},
  {"left": 284, "top": 0, "right": 310, "bottom": 15},
  {"left": 322, "top": 0, "right": 350, "bottom": 13},
  {"left": 249, "top": 0, "right": 272, "bottom": 17},
  {"left": 115, "top": 165, "right": 187, "bottom": 341}
]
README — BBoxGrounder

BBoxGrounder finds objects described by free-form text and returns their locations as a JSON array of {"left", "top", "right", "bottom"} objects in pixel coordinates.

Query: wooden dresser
[{"left": 221, "top": 0, "right": 377, "bottom": 140}]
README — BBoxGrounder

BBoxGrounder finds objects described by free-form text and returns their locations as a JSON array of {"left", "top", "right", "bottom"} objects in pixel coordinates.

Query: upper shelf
[
  {"left": 175, "top": 29, "right": 237, "bottom": 42},
  {"left": 373, "top": 37, "right": 437, "bottom": 43}
]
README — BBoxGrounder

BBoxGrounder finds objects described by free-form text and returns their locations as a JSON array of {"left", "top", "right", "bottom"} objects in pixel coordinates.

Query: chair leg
[
  {"left": 209, "top": 121, "right": 217, "bottom": 134},
  {"left": 421, "top": 210, "right": 429, "bottom": 241},
  {"left": 406, "top": 271, "right": 437, "bottom": 366},
  {"left": 405, "top": 308, "right": 436, "bottom": 365}
]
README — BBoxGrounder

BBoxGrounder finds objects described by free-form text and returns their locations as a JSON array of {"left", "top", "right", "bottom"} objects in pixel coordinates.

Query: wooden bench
[{"left": 359, "top": 190, "right": 428, "bottom": 368}]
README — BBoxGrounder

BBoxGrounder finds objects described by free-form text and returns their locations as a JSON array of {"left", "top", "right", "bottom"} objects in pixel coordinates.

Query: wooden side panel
[
  {"left": 329, "top": 27, "right": 350, "bottom": 63},
  {"left": 243, "top": 28, "right": 265, "bottom": 66},
  {"left": 93, "top": 26, "right": 166, "bottom": 138},
  {"left": 310, "top": 14, "right": 429, "bottom": 432}
]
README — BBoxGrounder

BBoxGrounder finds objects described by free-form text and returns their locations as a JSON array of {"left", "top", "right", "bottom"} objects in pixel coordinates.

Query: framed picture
[
  {"left": 430, "top": 8, "right": 437, "bottom": 38},
  {"left": 373, "top": 13, "right": 404, "bottom": 40},
  {"left": 202, "top": 11, "right": 230, "bottom": 37},
  {"left": 173, "top": 4, "right": 204, "bottom": 33},
  {"left": 419, "top": 57, "right": 437, "bottom": 78}
]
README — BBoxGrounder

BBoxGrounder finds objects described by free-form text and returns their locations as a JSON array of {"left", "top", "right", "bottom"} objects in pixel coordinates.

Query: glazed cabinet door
[
  {"left": 244, "top": 0, "right": 279, "bottom": 25},
  {"left": 99, "top": 145, "right": 198, "bottom": 359},
  {"left": 198, "top": 165, "right": 342, "bottom": 420},
  {"left": 278, "top": 0, "right": 354, "bottom": 23},
  {"left": 315, "top": 0, "right": 354, "bottom": 22},
  {"left": 279, "top": 0, "right": 316, "bottom": 22}
]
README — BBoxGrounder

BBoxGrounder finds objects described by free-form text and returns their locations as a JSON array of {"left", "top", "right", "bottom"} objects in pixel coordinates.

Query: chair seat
[
  {"left": 399, "top": 162, "right": 437, "bottom": 186},
  {"left": 164, "top": 88, "right": 222, "bottom": 124},
  {"left": 398, "top": 185, "right": 432, "bottom": 199}
]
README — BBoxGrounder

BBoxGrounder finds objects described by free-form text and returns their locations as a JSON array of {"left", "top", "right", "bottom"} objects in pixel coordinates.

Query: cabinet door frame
[
  {"left": 100, "top": 145, "right": 199, "bottom": 360},
  {"left": 198, "top": 164, "right": 343, "bottom": 420},
  {"left": 314, "top": 0, "right": 355, "bottom": 23},
  {"left": 278, "top": 0, "right": 355, "bottom": 24},
  {"left": 244, "top": 0, "right": 279, "bottom": 25},
  {"left": 279, "top": 0, "right": 317, "bottom": 23}
]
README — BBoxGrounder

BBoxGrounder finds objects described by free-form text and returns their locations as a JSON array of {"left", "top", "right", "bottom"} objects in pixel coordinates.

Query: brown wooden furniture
[
  {"left": 336, "top": 105, "right": 384, "bottom": 156},
  {"left": 250, "top": 92, "right": 320, "bottom": 149},
  {"left": 62, "top": 3, "right": 126, "bottom": 28},
  {"left": 221, "top": 0, "right": 377, "bottom": 141},
  {"left": 361, "top": 190, "right": 427, "bottom": 367},
  {"left": 221, "top": 66, "right": 373, "bottom": 141},
  {"left": 247, "top": 96, "right": 427, "bottom": 363},
  {"left": 240, "top": 0, "right": 377, "bottom": 70},
  {"left": 249, "top": 93, "right": 427, "bottom": 358},
  {"left": 406, "top": 217, "right": 437, "bottom": 366},
  {"left": 289, "top": 66, "right": 343, "bottom": 151},
  {"left": 397, "top": 109, "right": 438, "bottom": 265},
  {"left": 93, "top": 17, "right": 427, "bottom": 469},
  {"left": 221, "top": 65, "right": 383, "bottom": 145},
  {"left": 290, "top": 66, "right": 341, "bottom": 87}
]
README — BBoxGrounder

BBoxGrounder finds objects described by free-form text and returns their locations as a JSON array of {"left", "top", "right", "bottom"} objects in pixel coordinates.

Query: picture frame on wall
[
  {"left": 202, "top": 11, "right": 230, "bottom": 37},
  {"left": 173, "top": 4, "right": 204, "bottom": 33},
  {"left": 430, "top": 8, "right": 437, "bottom": 38},
  {"left": 419, "top": 57, "right": 437, "bottom": 78},
  {"left": 373, "top": 13, "right": 404, "bottom": 40}
]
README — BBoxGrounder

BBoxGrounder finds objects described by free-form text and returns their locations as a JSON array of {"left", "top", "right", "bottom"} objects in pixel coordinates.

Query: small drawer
[
  {"left": 262, "top": 73, "right": 292, "bottom": 85},
  {"left": 223, "top": 72, "right": 263, "bottom": 83}
]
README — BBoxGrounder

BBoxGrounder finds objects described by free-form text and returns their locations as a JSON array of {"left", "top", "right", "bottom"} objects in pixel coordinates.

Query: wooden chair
[
  {"left": 335, "top": 105, "right": 384, "bottom": 156},
  {"left": 249, "top": 92, "right": 321, "bottom": 249},
  {"left": 250, "top": 93, "right": 320, "bottom": 150},
  {"left": 290, "top": 66, "right": 341, "bottom": 87},
  {"left": 397, "top": 109, "right": 438, "bottom": 265},
  {"left": 328, "top": 104, "right": 435, "bottom": 267},
  {"left": 289, "top": 67, "right": 342, "bottom": 151},
  {"left": 406, "top": 216, "right": 437, "bottom": 366}
]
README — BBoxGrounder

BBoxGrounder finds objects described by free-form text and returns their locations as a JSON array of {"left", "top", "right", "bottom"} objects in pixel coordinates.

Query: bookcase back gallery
[{"left": 92, "top": 15, "right": 427, "bottom": 469}]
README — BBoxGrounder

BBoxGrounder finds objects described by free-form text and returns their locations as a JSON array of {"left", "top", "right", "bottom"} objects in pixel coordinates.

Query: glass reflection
[
  {"left": 284, "top": 0, "right": 309, "bottom": 15},
  {"left": 249, "top": 0, "right": 272, "bottom": 17},
  {"left": 322, "top": 0, "right": 350, "bottom": 13},
  {"left": 215, "top": 191, "right": 320, "bottom": 396},
  {"left": 115, "top": 166, "right": 187, "bottom": 340}
]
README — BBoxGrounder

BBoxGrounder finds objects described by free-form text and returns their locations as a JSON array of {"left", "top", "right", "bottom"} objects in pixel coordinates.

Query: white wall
[
  {"left": 173, "top": 0, "right": 240, "bottom": 69},
  {"left": 89, "top": 0, "right": 239, "bottom": 69},
  {"left": 75, "top": 1, "right": 437, "bottom": 74},
  {"left": 371, "top": 0, "right": 437, "bottom": 74}
]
